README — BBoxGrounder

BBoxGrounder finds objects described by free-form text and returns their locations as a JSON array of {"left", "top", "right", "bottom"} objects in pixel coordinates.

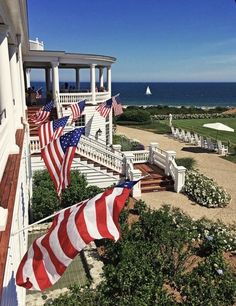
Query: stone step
[{"left": 141, "top": 185, "right": 174, "bottom": 193}]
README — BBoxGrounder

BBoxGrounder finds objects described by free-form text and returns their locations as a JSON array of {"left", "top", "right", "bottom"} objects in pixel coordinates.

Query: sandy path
[{"left": 117, "top": 125, "right": 236, "bottom": 225}]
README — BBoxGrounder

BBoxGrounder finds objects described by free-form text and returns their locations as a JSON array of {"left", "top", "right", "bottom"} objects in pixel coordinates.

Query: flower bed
[{"left": 183, "top": 170, "right": 231, "bottom": 208}]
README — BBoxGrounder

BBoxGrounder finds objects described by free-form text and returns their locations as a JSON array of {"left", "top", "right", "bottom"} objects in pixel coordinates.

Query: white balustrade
[
  {"left": 169, "top": 158, "right": 186, "bottom": 193},
  {"left": 30, "top": 137, "right": 40, "bottom": 154},
  {"left": 152, "top": 147, "right": 167, "bottom": 171},
  {"left": 59, "top": 92, "right": 110, "bottom": 105},
  {"left": 78, "top": 135, "right": 124, "bottom": 173},
  {"left": 124, "top": 150, "right": 149, "bottom": 164}
]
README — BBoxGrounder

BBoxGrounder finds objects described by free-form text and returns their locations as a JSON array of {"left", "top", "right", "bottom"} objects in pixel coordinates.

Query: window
[{"left": 75, "top": 115, "right": 86, "bottom": 127}]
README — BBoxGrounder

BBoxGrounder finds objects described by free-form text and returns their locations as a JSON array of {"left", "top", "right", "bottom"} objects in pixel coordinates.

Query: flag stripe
[{"left": 16, "top": 184, "right": 134, "bottom": 291}]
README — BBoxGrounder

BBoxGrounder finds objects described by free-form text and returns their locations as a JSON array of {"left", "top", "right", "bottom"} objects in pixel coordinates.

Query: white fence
[
  {"left": 29, "top": 138, "right": 186, "bottom": 194},
  {"left": 58, "top": 92, "right": 110, "bottom": 104}
]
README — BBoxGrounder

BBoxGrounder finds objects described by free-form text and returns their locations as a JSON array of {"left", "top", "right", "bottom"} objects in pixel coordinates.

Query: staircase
[
  {"left": 135, "top": 163, "right": 174, "bottom": 193},
  {"left": 27, "top": 106, "right": 58, "bottom": 136}
]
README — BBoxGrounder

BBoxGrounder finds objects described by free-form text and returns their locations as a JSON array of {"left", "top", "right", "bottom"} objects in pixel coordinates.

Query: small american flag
[
  {"left": 41, "top": 128, "right": 84, "bottom": 196},
  {"left": 30, "top": 101, "right": 54, "bottom": 125},
  {"left": 16, "top": 180, "right": 137, "bottom": 291},
  {"left": 96, "top": 97, "right": 113, "bottom": 118},
  {"left": 38, "top": 116, "right": 69, "bottom": 149},
  {"left": 112, "top": 96, "right": 123, "bottom": 116},
  {"left": 70, "top": 100, "right": 86, "bottom": 121}
]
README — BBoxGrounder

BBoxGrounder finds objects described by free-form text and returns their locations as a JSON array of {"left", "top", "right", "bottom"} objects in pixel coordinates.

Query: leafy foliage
[
  {"left": 31, "top": 170, "right": 101, "bottom": 222},
  {"left": 183, "top": 170, "right": 231, "bottom": 208},
  {"left": 117, "top": 109, "right": 151, "bottom": 123},
  {"left": 113, "top": 134, "right": 145, "bottom": 151},
  {"left": 51, "top": 203, "right": 236, "bottom": 305}
]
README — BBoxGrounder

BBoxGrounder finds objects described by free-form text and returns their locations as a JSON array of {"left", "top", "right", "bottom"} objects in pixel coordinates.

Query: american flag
[
  {"left": 41, "top": 128, "right": 84, "bottom": 196},
  {"left": 70, "top": 100, "right": 86, "bottom": 121},
  {"left": 38, "top": 116, "right": 69, "bottom": 149},
  {"left": 112, "top": 96, "right": 123, "bottom": 116},
  {"left": 16, "top": 181, "right": 137, "bottom": 291},
  {"left": 96, "top": 97, "right": 113, "bottom": 118},
  {"left": 30, "top": 101, "right": 54, "bottom": 125}
]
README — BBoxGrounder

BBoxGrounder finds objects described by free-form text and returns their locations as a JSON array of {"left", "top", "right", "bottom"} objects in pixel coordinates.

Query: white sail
[{"left": 146, "top": 86, "right": 152, "bottom": 95}]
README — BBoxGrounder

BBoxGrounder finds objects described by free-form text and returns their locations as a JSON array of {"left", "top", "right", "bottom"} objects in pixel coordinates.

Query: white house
[{"left": 0, "top": 1, "right": 186, "bottom": 305}]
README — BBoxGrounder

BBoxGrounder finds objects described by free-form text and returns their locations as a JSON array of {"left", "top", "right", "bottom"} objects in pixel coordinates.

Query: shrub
[
  {"left": 51, "top": 205, "right": 236, "bottom": 306},
  {"left": 31, "top": 170, "right": 102, "bottom": 222},
  {"left": 117, "top": 109, "right": 151, "bottom": 123},
  {"left": 176, "top": 157, "right": 197, "bottom": 170},
  {"left": 183, "top": 170, "right": 231, "bottom": 208}
]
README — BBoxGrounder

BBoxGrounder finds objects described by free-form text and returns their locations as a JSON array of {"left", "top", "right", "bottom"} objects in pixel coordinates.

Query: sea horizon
[{"left": 31, "top": 81, "right": 236, "bottom": 108}]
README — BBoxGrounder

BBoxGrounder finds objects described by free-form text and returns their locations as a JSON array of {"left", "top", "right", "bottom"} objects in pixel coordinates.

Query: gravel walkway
[{"left": 117, "top": 125, "right": 236, "bottom": 225}]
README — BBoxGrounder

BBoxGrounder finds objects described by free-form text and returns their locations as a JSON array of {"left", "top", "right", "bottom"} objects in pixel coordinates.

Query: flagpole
[
  {"left": 11, "top": 202, "right": 82, "bottom": 236},
  {"left": 114, "top": 93, "right": 120, "bottom": 98}
]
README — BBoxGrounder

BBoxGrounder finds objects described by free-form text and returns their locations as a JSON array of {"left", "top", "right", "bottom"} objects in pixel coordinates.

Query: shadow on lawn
[{"left": 181, "top": 147, "right": 212, "bottom": 154}]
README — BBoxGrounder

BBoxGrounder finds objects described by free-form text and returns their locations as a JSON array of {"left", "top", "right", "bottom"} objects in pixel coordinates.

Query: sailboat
[{"left": 145, "top": 85, "right": 152, "bottom": 95}]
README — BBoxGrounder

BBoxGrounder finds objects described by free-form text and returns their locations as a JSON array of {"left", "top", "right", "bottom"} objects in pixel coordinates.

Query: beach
[{"left": 117, "top": 125, "right": 236, "bottom": 225}]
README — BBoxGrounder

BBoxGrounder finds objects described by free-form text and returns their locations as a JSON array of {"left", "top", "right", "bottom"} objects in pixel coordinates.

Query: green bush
[
  {"left": 183, "top": 170, "right": 231, "bottom": 208},
  {"left": 51, "top": 204, "right": 236, "bottom": 306},
  {"left": 31, "top": 170, "right": 102, "bottom": 222},
  {"left": 176, "top": 157, "right": 197, "bottom": 170},
  {"left": 117, "top": 109, "right": 151, "bottom": 123}
]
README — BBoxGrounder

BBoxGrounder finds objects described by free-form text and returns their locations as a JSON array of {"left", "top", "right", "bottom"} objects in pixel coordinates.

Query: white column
[
  {"left": 76, "top": 68, "right": 80, "bottom": 91},
  {"left": 0, "top": 24, "right": 19, "bottom": 153},
  {"left": 25, "top": 68, "right": 31, "bottom": 89},
  {"left": 9, "top": 44, "right": 23, "bottom": 128},
  {"left": 99, "top": 67, "right": 104, "bottom": 89},
  {"left": 17, "top": 34, "right": 26, "bottom": 117},
  {"left": 51, "top": 61, "right": 60, "bottom": 102},
  {"left": 107, "top": 66, "right": 111, "bottom": 96},
  {"left": 90, "top": 64, "right": 96, "bottom": 104},
  {"left": 45, "top": 68, "right": 51, "bottom": 93}
]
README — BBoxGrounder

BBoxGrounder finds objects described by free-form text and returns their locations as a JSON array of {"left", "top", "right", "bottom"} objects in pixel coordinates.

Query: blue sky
[{"left": 28, "top": 0, "right": 236, "bottom": 82}]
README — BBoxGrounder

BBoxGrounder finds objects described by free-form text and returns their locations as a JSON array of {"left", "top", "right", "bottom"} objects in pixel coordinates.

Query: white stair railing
[
  {"left": 169, "top": 158, "right": 186, "bottom": 193},
  {"left": 77, "top": 135, "right": 124, "bottom": 174}
]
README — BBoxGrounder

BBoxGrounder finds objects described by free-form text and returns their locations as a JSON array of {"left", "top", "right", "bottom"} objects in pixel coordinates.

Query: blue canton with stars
[
  {"left": 43, "top": 101, "right": 54, "bottom": 112},
  {"left": 52, "top": 116, "right": 69, "bottom": 131},
  {"left": 104, "top": 98, "right": 113, "bottom": 108},
  {"left": 78, "top": 100, "right": 86, "bottom": 111},
  {"left": 59, "top": 127, "right": 85, "bottom": 153},
  {"left": 116, "top": 180, "right": 139, "bottom": 189}
]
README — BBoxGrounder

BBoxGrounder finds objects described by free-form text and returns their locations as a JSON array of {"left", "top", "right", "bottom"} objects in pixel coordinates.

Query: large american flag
[
  {"left": 96, "top": 97, "right": 113, "bottom": 118},
  {"left": 41, "top": 128, "right": 84, "bottom": 196},
  {"left": 38, "top": 116, "right": 69, "bottom": 149},
  {"left": 112, "top": 96, "right": 123, "bottom": 116},
  {"left": 30, "top": 101, "right": 54, "bottom": 125},
  {"left": 16, "top": 181, "right": 137, "bottom": 291},
  {"left": 70, "top": 100, "right": 86, "bottom": 121}
]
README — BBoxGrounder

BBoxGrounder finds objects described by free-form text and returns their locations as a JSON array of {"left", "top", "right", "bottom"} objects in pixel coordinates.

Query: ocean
[{"left": 31, "top": 82, "right": 236, "bottom": 108}]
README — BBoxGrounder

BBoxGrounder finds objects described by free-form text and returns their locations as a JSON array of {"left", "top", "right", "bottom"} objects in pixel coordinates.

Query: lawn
[{"left": 172, "top": 117, "right": 236, "bottom": 145}]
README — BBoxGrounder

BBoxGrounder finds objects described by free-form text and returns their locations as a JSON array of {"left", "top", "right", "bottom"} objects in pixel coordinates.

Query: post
[
  {"left": 76, "top": 68, "right": 80, "bottom": 91},
  {"left": 90, "top": 64, "right": 96, "bottom": 104},
  {"left": 174, "top": 166, "right": 186, "bottom": 193},
  {"left": 130, "top": 169, "right": 142, "bottom": 198},
  {"left": 148, "top": 142, "right": 159, "bottom": 164},
  {"left": 99, "top": 67, "right": 104, "bottom": 89},
  {"left": 107, "top": 66, "right": 111, "bottom": 95},
  {"left": 51, "top": 61, "right": 60, "bottom": 102},
  {"left": 165, "top": 150, "right": 176, "bottom": 176},
  {"left": 45, "top": 67, "right": 51, "bottom": 93}
]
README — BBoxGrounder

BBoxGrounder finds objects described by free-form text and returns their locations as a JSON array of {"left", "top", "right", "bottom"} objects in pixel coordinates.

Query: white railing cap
[{"left": 0, "top": 207, "right": 8, "bottom": 231}]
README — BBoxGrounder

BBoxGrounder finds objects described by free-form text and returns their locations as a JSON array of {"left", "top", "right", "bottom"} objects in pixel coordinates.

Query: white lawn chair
[
  {"left": 193, "top": 133, "right": 201, "bottom": 146},
  {"left": 175, "top": 128, "right": 180, "bottom": 139},
  {"left": 178, "top": 129, "right": 186, "bottom": 141},
  {"left": 216, "top": 140, "right": 228, "bottom": 156},
  {"left": 171, "top": 126, "right": 176, "bottom": 138},
  {"left": 200, "top": 136, "right": 207, "bottom": 149},
  {"left": 206, "top": 138, "right": 216, "bottom": 151},
  {"left": 186, "top": 131, "right": 195, "bottom": 144}
]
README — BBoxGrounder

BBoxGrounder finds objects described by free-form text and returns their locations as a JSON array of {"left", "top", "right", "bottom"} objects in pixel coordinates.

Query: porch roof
[{"left": 23, "top": 50, "right": 116, "bottom": 69}]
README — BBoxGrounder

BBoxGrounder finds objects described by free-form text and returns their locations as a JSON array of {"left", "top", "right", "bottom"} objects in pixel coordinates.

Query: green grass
[{"left": 172, "top": 117, "right": 236, "bottom": 145}]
